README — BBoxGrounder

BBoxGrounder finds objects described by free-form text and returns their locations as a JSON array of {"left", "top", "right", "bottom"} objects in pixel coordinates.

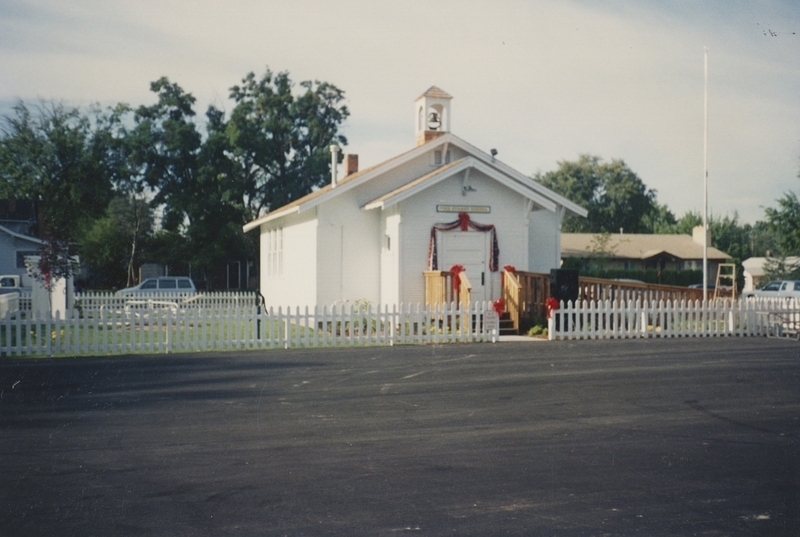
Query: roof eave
[
  {"left": 0, "top": 224, "right": 44, "bottom": 244},
  {"left": 242, "top": 206, "right": 300, "bottom": 232},
  {"left": 363, "top": 156, "right": 558, "bottom": 213},
  {"left": 443, "top": 134, "right": 588, "bottom": 218}
]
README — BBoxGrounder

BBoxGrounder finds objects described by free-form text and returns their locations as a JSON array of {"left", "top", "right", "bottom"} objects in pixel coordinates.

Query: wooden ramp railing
[
  {"left": 428, "top": 269, "right": 707, "bottom": 334},
  {"left": 424, "top": 270, "right": 471, "bottom": 308},
  {"left": 502, "top": 271, "right": 551, "bottom": 332},
  {"left": 577, "top": 277, "right": 703, "bottom": 304}
]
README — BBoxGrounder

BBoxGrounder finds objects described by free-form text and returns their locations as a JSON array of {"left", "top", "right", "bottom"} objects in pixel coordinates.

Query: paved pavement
[{"left": 1, "top": 338, "right": 798, "bottom": 536}]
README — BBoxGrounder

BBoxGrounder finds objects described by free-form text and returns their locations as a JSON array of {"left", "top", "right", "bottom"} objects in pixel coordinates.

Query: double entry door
[{"left": 440, "top": 231, "right": 490, "bottom": 303}]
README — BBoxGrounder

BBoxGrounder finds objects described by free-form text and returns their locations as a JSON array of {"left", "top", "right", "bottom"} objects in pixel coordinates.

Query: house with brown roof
[
  {"left": 561, "top": 227, "right": 730, "bottom": 278},
  {"left": 242, "top": 87, "right": 587, "bottom": 308}
]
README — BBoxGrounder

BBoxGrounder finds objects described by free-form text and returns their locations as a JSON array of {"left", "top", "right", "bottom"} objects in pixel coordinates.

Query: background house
[
  {"left": 0, "top": 224, "right": 43, "bottom": 286},
  {"left": 0, "top": 198, "right": 39, "bottom": 237},
  {"left": 561, "top": 226, "right": 730, "bottom": 282},
  {"left": 243, "top": 87, "right": 587, "bottom": 308}
]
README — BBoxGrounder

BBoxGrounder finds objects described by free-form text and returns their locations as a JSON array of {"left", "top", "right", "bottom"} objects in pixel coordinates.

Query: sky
[{"left": 1, "top": 0, "right": 798, "bottom": 225}]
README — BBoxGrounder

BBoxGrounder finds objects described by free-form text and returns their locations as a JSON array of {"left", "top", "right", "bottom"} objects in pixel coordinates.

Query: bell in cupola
[
  {"left": 414, "top": 86, "right": 452, "bottom": 146},
  {"left": 427, "top": 111, "right": 441, "bottom": 131}
]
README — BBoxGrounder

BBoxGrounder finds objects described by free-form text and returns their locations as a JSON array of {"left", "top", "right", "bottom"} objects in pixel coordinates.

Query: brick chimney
[{"left": 345, "top": 154, "right": 358, "bottom": 176}]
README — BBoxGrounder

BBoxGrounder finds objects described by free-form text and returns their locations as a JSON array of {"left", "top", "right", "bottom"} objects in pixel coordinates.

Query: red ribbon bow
[
  {"left": 457, "top": 212, "right": 470, "bottom": 231},
  {"left": 501, "top": 265, "right": 516, "bottom": 289},
  {"left": 492, "top": 298, "right": 505, "bottom": 316},
  {"left": 545, "top": 297, "right": 560, "bottom": 319},
  {"left": 450, "top": 264, "right": 465, "bottom": 292}
]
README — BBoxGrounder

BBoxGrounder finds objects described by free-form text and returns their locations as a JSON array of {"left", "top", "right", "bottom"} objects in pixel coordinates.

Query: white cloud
[{"left": 1, "top": 0, "right": 798, "bottom": 224}]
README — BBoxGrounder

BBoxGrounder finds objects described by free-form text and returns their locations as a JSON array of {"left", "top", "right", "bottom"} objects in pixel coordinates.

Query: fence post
[
  {"left": 285, "top": 305, "right": 291, "bottom": 348},
  {"left": 166, "top": 308, "right": 171, "bottom": 354}
]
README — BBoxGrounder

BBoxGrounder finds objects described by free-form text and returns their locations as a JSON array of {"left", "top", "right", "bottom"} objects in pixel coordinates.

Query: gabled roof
[
  {"left": 561, "top": 233, "right": 729, "bottom": 261},
  {"left": 417, "top": 86, "right": 453, "bottom": 100},
  {"left": 363, "top": 156, "right": 557, "bottom": 212},
  {"left": 243, "top": 132, "right": 587, "bottom": 232},
  {"left": 0, "top": 224, "right": 44, "bottom": 245}
]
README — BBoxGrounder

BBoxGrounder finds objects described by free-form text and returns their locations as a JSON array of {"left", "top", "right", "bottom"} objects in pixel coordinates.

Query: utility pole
[{"left": 703, "top": 46, "right": 709, "bottom": 304}]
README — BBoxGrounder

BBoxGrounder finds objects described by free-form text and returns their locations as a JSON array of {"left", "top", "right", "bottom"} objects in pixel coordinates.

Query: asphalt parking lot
[{"left": 1, "top": 338, "right": 798, "bottom": 536}]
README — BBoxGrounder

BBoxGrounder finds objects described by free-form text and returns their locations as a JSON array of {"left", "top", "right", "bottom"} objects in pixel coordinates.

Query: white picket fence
[
  {"left": 548, "top": 297, "right": 800, "bottom": 340},
  {"left": 0, "top": 302, "right": 496, "bottom": 357},
  {"left": 0, "top": 293, "right": 19, "bottom": 320},
  {"left": 74, "top": 291, "right": 258, "bottom": 313}
]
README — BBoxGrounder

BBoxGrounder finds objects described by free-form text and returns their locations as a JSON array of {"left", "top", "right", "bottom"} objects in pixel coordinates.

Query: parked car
[
  {"left": 0, "top": 275, "right": 30, "bottom": 295},
  {"left": 117, "top": 277, "right": 196, "bottom": 296},
  {"left": 688, "top": 283, "right": 716, "bottom": 290},
  {"left": 742, "top": 280, "right": 800, "bottom": 299}
]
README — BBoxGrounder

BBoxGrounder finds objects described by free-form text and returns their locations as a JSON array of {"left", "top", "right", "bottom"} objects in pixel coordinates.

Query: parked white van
[
  {"left": 742, "top": 280, "right": 800, "bottom": 299},
  {"left": 117, "top": 277, "right": 196, "bottom": 296}
]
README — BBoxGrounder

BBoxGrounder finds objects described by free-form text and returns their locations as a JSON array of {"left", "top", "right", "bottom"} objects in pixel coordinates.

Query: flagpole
[{"left": 703, "top": 46, "right": 709, "bottom": 304}]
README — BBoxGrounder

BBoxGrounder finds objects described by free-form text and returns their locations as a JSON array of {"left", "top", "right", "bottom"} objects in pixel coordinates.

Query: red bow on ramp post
[
  {"left": 545, "top": 296, "right": 560, "bottom": 319},
  {"left": 449, "top": 264, "right": 465, "bottom": 292},
  {"left": 492, "top": 298, "right": 505, "bottom": 316}
]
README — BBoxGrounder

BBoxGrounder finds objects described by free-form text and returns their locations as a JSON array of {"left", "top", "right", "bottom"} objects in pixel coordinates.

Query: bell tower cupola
[{"left": 415, "top": 86, "right": 452, "bottom": 146}]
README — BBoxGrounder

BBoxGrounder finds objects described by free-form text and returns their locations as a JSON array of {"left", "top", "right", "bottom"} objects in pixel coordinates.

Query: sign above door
[{"left": 436, "top": 205, "right": 491, "bottom": 214}]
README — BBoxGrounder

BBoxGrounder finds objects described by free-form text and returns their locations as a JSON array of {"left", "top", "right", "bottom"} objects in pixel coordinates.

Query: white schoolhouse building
[{"left": 243, "top": 87, "right": 587, "bottom": 308}]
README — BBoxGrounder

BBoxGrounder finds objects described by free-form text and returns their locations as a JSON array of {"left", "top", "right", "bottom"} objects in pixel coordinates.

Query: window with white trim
[{"left": 266, "top": 228, "right": 283, "bottom": 278}]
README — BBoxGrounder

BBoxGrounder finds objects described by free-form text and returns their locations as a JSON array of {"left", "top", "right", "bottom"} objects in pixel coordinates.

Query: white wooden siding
[
  {"left": 316, "top": 191, "right": 381, "bottom": 305},
  {"left": 352, "top": 146, "right": 469, "bottom": 208},
  {"left": 261, "top": 210, "right": 318, "bottom": 308},
  {"left": 528, "top": 208, "right": 559, "bottom": 272},
  {"left": 380, "top": 209, "right": 401, "bottom": 306},
  {"left": 397, "top": 168, "right": 531, "bottom": 304},
  {"left": 255, "top": 142, "right": 564, "bottom": 308}
]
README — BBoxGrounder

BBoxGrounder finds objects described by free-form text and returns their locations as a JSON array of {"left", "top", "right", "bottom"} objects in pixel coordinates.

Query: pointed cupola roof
[{"left": 417, "top": 86, "right": 453, "bottom": 100}]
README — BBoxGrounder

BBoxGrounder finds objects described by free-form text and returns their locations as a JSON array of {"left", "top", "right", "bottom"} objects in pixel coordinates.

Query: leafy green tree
[
  {"left": 642, "top": 203, "right": 677, "bottom": 233},
  {"left": 0, "top": 101, "right": 116, "bottom": 235},
  {"left": 0, "top": 69, "right": 350, "bottom": 290},
  {"left": 763, "top": 256, "right": 800, "bottom": 280},
  {"left": 669, "top": 210, "right": 778, "bottom": 260},
  {"left": 126, "top": 70, "right": 349, "bottom": 286},
  {"left": 761, "top": 172, "right": 800, "bottom": 279},
  {"left": 0, "top": 101, "right": 123, "bottom": 286},
  {"left": 226, "top": 68, "right": 349, "bottom": 220},
  {"left": 764, "top": 190, "right": 800, "bottom": 255},
  {"left": 79, "top": 196, "right": 155, "bottom": 289},
  {"left": 534, "top": 155, "right": 670, "bottom": 233},
  {"left": 746, "top": 220, "right": 779, "bottom": 258},
  {"left": 129, "top": 77, "right": 202, "bottom": 233},
  {"left": 128, "top": 78, "right": 237, "bottom": 284}
]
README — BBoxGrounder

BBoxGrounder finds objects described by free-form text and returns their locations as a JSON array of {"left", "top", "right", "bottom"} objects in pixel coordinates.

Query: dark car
[{"left": 117, "top": 277, "right": 197, "bottom": 296}]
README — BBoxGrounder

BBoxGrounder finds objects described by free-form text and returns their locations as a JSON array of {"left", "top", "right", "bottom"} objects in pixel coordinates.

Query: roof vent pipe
[{"left": 329, "top": 145, "right": 340, "bottom": 188}]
